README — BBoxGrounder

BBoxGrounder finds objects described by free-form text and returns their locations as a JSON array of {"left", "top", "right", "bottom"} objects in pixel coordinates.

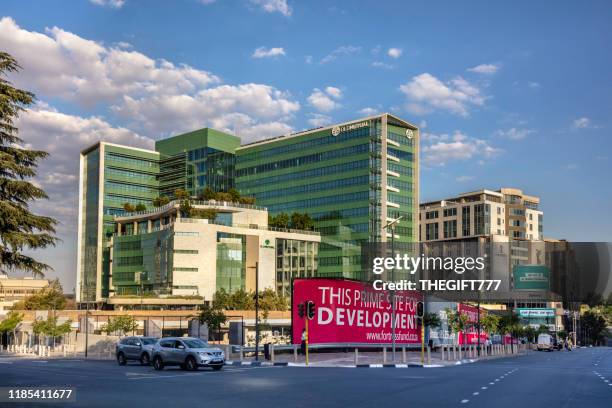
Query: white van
[{"left": 537, "top": 333, "right": 553, "bottom": 351}]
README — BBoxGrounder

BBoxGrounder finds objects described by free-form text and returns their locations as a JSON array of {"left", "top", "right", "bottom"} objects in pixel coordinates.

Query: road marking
[
  {"left": 461, "top": 399, "right": 469, "bottom": 403},
  {"left": 473, "top": 392, "right": 479, "bottom": 396},
  {"left": 489, "top": 382, "right": 494, "bottom": 385},
  {"left": 481, "top": 387, "right": 487, "bottom": 390}
]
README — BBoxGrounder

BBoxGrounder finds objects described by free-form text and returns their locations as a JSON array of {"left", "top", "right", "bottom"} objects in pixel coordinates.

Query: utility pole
[
  {"left": 254, "top": 262, "right": 259, "bottom": 361},
  {"left": 383, "top": 216, "right": 402, "bottom": 362}
]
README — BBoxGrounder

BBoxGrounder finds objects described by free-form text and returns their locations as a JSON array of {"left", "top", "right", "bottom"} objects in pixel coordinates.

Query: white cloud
[
  {"left": 307, "top": 87, "right": 342, "bottom": 112},
  {"left": 359, "top": 107, "right": 378, "bottom": 116},
  {"left": 113, "top": 84, "right": 300, "bottom": 136},
  {"left": 305, "top": 55, "right": 313, "bottom": 64},
  {"left": 467, "top": 63, "right": 500, "bottom": 74},
  {"left": 456, "top": 175, "right": 474, "bottom": 182},
  {"left": 527, "top": 81, "right": 540, "bottom": 89},
  {"left": 308, "top": 114, "right": 332, "bottom": 127},
  {"left": 0, "top": 17, "right": 220, "bottom": 106},
  {"left": 252, "top": 46, "right": 286, "bottom": 58},
  {"left": 16, "top": 105, "right": 153, "bottom": 235},
  {"left": 324, "top": 86, "right": 342, "bottom": 99},
  {"left": 249, "top": 0, "right": 292, "bottom": 17},
  {"left": 320, "top": 45, "right": 361, "bottom": 64},
  {"left": 90, "top": 0, "right": 125, "bottom": 8},
  {"left": 372, "top": 61, "right": 394, "bottom": 69},
  {"left": 495, "top": 127, "right": 535, "bottom": 140},
  {"left": 572, "top": 117, "right": 593, "bottom": 129},
  {"left": 387, "top": 48, "right": 402, "bottom": 59},
  {"left": 422, "top": 131, "right": 502, "bottom": 166},
  {"left": 1, "top": 17, "right": 300, "bottom": 141},
  {"left": 400, "top": 73, "right": 487, "bottom": 117}
]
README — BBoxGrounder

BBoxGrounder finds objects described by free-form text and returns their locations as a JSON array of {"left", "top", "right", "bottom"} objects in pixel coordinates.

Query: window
[
  {"left": 444, "top": 220, "right": 457, "bottom": 238},
  {"left": 443, "top": 208, "right": 457, "bottom": 217},
  {"left": 425, "top": 211, "right": 438, "bottom": 220},
  {"left": 174, "top": 249, "right": 199, "bottom": 254},
  {"left": 462, "top": 206, "right": 471, "bottom": 236},
  {"left": 426, "top": 223, "right": 439, "bottom": 240},
  {"left": 175, "top": 231, "right": 199, "bottom": 237},
  {"left": 173, "top": 267, "right": 198, "bottom": 272}
]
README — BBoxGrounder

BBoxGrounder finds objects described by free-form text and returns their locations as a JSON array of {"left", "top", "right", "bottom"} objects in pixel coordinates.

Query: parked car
[
  {"left": 116, "top": 336, "right": 159, "bottom": 365},
  {"left": 151, "top": 337, "right": 225, "bottom": 371}
]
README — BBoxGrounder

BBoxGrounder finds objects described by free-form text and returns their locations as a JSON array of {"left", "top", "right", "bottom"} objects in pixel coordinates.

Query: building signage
[
  {"left": 517, "top": 308, "right": 555, "bottom": 318},
  {"left": 331, "top": 121, "right": 369, "bottom": 136},
  {"left": 457, "top": 303, "right": 488, "bottom": 345},
  {"left": 513, "top": 265, "right": 550, "bottom": 290},
  {"left": 405, "top": 129, "right": 414, "bottom": 139},
  {"left": 292, "top": 278, "right": 422, "bottom": 344},
  {"left": 259, "top": 238, "right": 274, "bottom": 249}
]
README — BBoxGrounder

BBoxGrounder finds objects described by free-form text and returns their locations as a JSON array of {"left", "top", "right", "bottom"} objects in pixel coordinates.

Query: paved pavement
[{"left": 0, "top": 347, "right": 610, "bottom": 408}]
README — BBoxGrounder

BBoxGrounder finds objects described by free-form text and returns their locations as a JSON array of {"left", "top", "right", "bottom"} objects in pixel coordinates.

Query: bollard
[
  {"left": 458, "top": 345, "right": 462, "bottom": 360},
  {"left": 240, "top": 346, "right": 244, "bottom": 362},
  {"left": 426, "top": 346, "right": 431, "bottom": 364},
  {"left": 402, "top": 346, "right": 406, "bottom": 364},
  {"left": 383, "top": 347, "right": 387, "bottom": 364},
  {"left": 441, "top": 345, "right": 445, "bottom": 361},
  {"left": 452, "top": 345, "right": 457, "bottom": 360},
  {"left": 270, "top": 344, "right": 275, "bottom": 363},
  {"left": 354, "top": 348, "right": 358, "bottom": 365},
  {"left": 293, "top": 345, "right": 297, "bottom": 363}
]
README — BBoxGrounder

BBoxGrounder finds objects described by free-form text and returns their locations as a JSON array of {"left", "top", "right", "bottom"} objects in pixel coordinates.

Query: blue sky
[{"left": 1, "top": 0, "right": 611, "bottom": 290}]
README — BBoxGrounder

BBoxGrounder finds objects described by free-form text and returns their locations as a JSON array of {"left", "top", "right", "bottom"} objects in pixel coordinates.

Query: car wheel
[
  {"left": 185, "top": 356, "right": 198, "bottom": 371},
  {"left": 212, "top": 365, "right": 223, "bottom": 371},
  {"left": 117, "top": 352, "right": 127, "bottom": 366},
  {"left": 140, "top": 353, "right": 150, "bottom": 366},
  {"left": 153, "top": 356, "right": 164, "bottom": 371}
]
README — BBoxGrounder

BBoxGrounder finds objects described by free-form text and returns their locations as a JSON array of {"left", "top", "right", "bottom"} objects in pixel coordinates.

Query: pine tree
[{"left": 0, "top": 52, "right": 58, "bottom": 277}]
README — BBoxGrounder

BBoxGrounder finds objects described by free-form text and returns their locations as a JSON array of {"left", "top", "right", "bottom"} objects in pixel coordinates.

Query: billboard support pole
[{"left": 305, "top": 317, "right": 309, "bottom": 366}]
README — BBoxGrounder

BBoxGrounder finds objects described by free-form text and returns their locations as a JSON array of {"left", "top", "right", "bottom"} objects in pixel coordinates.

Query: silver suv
[
  {"left": 151, "top": 337, "right": 225, "bottom": 371},
  {"left": 116, "top": 336, "right": 159, "bottom": 365}
]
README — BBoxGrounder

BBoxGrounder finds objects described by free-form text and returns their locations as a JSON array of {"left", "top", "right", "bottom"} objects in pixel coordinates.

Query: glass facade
[
  {"left": 276, "top": 239, "right": 318, "bottom": 297},
  {"left": 216, "top": 234, "right": 246, "bottom": 293}
]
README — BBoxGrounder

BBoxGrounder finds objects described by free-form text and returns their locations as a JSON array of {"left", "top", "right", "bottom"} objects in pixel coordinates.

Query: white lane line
[
  {"left": 473, "top": 392, "right": 479, "bottom": 396},
  {"left": 461, "top": 399, "right": 469, "bottom": 404},
  {"left": 481, "top": 387, "right": 487, "bottom": 390},
  {"left": 489, "top": 382, "right": 495, "bottom": 385}
]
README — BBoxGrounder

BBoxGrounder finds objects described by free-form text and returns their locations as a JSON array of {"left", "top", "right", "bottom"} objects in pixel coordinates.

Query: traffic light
[
  {"left": 306, "top": 301, "right": 315, "bottom": 320},
  {"left": 298, "top": 302, "right": 305, "bottom": 318},
  {"left": 417, "top": 301, "right": 424, "bottom": 318}
]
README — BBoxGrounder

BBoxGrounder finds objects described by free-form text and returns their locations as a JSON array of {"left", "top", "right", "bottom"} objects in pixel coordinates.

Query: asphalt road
[{"left": 0, "top": 347, "right": 610, "bottom": 408}]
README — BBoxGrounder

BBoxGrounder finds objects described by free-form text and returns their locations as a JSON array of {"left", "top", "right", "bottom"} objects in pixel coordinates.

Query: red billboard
[
  {"left": 457, "top": 303, "right": 488, "bottom": 345},
  {"left": 292, "top": 278, "right": 422, "bottom": 345}
]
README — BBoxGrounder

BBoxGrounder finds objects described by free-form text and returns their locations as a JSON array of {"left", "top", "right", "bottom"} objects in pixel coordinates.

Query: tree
[
  {"left": 198, "top": 305, "right": 227, "bottom": 343},
  {"left": 32, "top": 316, "right": 71, "bottom": 346},
  {"left": 537, "top": 324, "right": 549, "bottom": 334},
  {"left": 0, "top": 310, "right": 23, "bottom": 344},
  {"left": 190, "top": 208, "right": 217, "bottom": 221},
  {"left": 153, "top": 196, "right": 170, "bottom": 207},
  {"left": 269, "top": 212, "right": 289, "bottom": 229},
  {"left": 174, "top": 188, "right": 189, "bottom": 199},
  {"left": 123, "top": 202, "right": 135, "bottom": 213},
  {"left": 228, "top": 188, "right": 241, "bottom": 203},
  {"left": 290, "top": 212, "right": 314, "bottom": 230},
  {"left": 479, "top": 313, "right": 500, "bottom": 337},
  {"left": 212, "top": 288, "right": 231, "bottom": 310},
  {"left": 229, "top": 289, "right": 254, "bottom": 310},
  {"left": 134, "top": 203, "right": 146, "bottom": 212},
  {"left": 445, "top": 308, "right": 469, "bottom": 345},
  {"left": 13, "top": 279, "right": 66, "bottom": 310},
  {"left": 499, "top": 313, "right": 521, "bottom": 351},
  {"left": 0, "top": 52, "right": 58, "bottom": 277},
  {"left": 423, "top": 312, "right": 441, "bottom": 329},
  {"left": 582, "top": 311, "right": 608, "bottom": 345},
  {"left": 101, "top": 315, "right": 139, "bottom": 337},
  {"left": 523, "top": 326, "right": 537, "bottom": 343},
  {"left": 201, "top": 187, "right": 216, "bottom": 201}
]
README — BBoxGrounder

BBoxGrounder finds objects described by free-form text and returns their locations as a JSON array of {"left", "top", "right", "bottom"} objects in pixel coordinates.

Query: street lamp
[
  {"left": 247, "top": 263, "right": 260, "bottom": 361},
  {"left": 382, "top": 216, "right": 402, "bottom": 362}
]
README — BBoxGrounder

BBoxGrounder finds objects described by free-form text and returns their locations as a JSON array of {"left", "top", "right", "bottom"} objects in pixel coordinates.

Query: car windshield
[
  {"left": 183, "top": 339, "right": 209, "bottom": 349},
  {"left": 141, "top": 338, "right": 157, "bottom": 345}
]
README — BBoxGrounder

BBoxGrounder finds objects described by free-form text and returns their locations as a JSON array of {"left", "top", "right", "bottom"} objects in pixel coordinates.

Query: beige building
[
  {"left": 419, "top": 187, "right": 543, "bottom": 242},
  {"left": 107, "top": 200, "right": 320, "bottom": 308},
  {"left": 0, "top": 274, "right": 49, "bottom": 314}
]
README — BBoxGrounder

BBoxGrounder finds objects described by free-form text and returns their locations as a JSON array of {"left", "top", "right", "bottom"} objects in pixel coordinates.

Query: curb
[{"left": 225, "top": 361, "right": 289, "bottom": 367}]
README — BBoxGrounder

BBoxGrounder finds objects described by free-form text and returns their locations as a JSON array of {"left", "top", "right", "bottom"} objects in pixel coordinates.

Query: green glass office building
[
  {"left": 77, "top": 113, "right": 419, "bottom": 304},
  {"left": 236, "top": 113, "right": 419, "bottom": 280}
]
